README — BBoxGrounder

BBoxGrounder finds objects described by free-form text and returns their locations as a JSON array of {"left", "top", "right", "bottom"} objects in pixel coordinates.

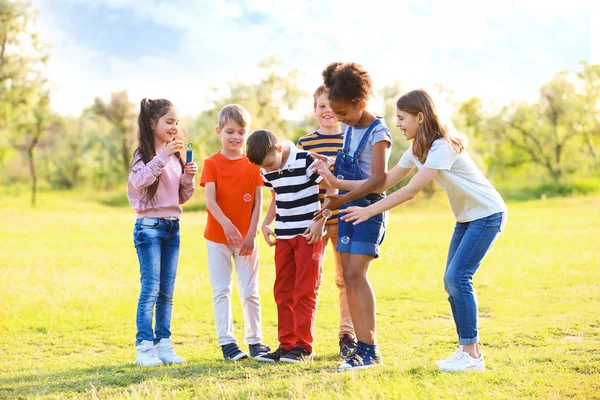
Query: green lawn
[{"left": 0, "top": 192, "right": 599, "bottom": 399}]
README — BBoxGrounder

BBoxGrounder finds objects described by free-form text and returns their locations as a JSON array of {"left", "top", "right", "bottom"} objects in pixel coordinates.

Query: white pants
[{"left": 206, "top": 240, "right": 263, "bottom": 346}]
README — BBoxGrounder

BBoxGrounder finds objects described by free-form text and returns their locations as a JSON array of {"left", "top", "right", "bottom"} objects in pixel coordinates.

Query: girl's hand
[
  {"left": 184, "top": 161, "right": 198, "bottom": 176},
  {"left": 340, "top": 206, "right": 374, "bottom": 225},
  {"left": 316, "top": 163, "right": 339, "bottom": 189},
  {"left": 314, "top": 193, "right": 344, "bottom": 220},
  {"left": 239, "top": 235, "right": 256, "bottom": 256},
  {"left": 223, "top": 221, "right": 243, "bottom": 246},
  {"left": 163, "top": 139, "right": 184, "bottom": 156},
  {"left": 261, "top": 224, "right": 277, "bottom": 247}
]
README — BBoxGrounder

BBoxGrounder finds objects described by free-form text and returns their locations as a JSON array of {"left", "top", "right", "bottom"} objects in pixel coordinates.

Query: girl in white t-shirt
[{"left": 317, "top": 89, "right": 506, "bottom": 372}]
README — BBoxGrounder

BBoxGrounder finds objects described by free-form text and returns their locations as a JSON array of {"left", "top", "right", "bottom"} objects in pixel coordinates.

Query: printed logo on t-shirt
[{"left": 243, "top": 193, "right": 252, "bottom": 202}]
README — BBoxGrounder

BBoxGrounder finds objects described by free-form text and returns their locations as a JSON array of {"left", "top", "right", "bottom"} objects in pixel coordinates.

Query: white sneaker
[
  {"left": 156, "top": 338, "right": 186, "bottom": 364},
  {"left": 435, "top": 346, "right": 463, "bottom": 367},
  {"left": 438, "top": 350, "right": 485, "bottom": 372},
  {"left": 136, "top": 340, "right": 163, "bottom": 367}
]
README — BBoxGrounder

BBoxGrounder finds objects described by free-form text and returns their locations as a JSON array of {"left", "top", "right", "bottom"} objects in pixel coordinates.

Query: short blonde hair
[{"left": 218, "top": 104, "right": 252, "bottom": 129}]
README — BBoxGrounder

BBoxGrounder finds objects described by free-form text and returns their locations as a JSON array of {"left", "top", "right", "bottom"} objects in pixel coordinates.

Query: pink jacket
[{"left": 127, "top": 151, "right": 195, "bottom": 219}]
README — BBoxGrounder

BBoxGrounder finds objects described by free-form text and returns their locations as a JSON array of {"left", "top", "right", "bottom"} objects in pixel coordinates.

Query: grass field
[{"left": 0, "top": 191, "right": 599, "bottom": 399}]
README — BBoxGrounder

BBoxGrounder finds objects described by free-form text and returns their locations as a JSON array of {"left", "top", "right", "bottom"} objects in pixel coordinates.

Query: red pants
[{"left": 274, "top": 235, "right": 323, "bottom": 354}]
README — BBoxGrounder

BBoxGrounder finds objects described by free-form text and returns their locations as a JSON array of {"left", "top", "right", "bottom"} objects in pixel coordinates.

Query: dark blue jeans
[
  {"left": 133, "top": 218, "right": 180, "bottom": 345},
  {"left": 444, "top": 212, "right": 506, "bottom": 345}
]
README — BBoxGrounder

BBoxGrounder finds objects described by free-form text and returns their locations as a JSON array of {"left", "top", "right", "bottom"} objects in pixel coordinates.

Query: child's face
[
  {"left": 396, "top": 108, "right": 421, "bottom": 141},
  {"left": 259, "top": 148, "right": 284, "bottom": 172},
  {"left": 152, "top": 108, "right": 179, "bottom": 147},
  {"left": 329, "top": 99, "right": 363, "bottom": 127},
  {"left": 217, "top": 120, "right": 248, "bottom": 153},
  {"left": 314, "top": 93, "right": 339, "bottom": 129}
]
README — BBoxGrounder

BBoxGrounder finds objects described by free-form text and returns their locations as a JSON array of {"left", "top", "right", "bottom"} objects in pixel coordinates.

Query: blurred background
[{"left": 1, "top": 0, "right": 598, "bottom": 206}]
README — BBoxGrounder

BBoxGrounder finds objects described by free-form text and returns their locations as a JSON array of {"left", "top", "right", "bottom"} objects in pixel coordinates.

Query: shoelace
[{"left": 439, "top": 347, "right": 463, "bottom": 364}]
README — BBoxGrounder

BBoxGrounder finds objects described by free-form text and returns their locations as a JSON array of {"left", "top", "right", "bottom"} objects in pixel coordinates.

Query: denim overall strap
[{"left": 344, "top": 118, "right": 382, "bottom": 158}]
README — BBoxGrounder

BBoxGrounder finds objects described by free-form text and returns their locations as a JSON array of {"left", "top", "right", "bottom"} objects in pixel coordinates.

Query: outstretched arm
[{"left": 340, "top": 167, "right": 438, "bottom": 224}]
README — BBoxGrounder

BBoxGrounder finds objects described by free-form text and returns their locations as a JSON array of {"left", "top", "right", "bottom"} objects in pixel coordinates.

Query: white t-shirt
[{"left": 398, "top": 138, "right": 507, "bottom": 222}]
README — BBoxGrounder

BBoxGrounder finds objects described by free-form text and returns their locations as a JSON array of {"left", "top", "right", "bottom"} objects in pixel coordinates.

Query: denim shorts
[{"left": 337, "top": 195, "right": 387, "bottom": 258}]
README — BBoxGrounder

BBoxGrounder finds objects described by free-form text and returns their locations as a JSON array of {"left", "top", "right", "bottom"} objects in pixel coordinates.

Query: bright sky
[{"left": 32, "top": 0, "right": 592, "bottom": 118}]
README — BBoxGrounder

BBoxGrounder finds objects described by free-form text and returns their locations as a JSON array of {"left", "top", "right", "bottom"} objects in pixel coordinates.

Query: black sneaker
[
  {"left": 339, "top": 334, "right": 357, "bottom": 358},
  {"left": 256, "top": 347, "right": 289, "bottom": 363},
  {"left": 279, "top": 347, "right": 314, "bottom": 364},
  {"left": 249, "top": 343, "right": 271, "bottom": 358}
]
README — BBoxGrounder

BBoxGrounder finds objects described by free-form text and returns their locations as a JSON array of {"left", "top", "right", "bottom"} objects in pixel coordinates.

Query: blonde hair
[{"left": 218, "top": 104, "right": 252, "bottom": 129}]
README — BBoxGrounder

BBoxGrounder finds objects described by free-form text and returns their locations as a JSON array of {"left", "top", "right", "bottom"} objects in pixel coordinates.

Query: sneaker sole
[
  {"left": 439, "top": 364, "right": 485, "bottom": 372},
  {"left": 226, "top": 353, "right": 249, "bottom": 361},
  {"left": 256, "top": 357, "right": 277, "bottom": 362},
  {"left": 136, "top": 361, "right": 163, "bottom": 367},
  {"left": 158, "top": 359, "right": 187, "bottom": 365},
  {"left": 280, "top": 356, "right": 313, "bottom": 364}
]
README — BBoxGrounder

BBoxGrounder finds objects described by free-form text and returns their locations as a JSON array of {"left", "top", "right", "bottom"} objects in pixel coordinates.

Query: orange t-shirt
[{"left": 200, "top": 152, "right": 263, "bottom": 244}]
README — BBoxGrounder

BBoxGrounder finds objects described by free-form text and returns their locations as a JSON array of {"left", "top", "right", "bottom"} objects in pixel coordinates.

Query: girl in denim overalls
[
  {"left": 317, "top": 62, "right": 393, "bottom": 371},
  {"left": 338, "top": 89, "right": 507, "bottom": 373},
  {"left": 127, "top": 98, "right": 198, "bottom": 366}
]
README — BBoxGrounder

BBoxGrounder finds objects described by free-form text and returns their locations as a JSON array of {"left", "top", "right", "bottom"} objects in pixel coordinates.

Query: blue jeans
[
  {"left": 133, "top": 218, "right": 180, "bottom": 345},
  {"left": 444, "top": 212, "right": 506, "bottom": 345}
]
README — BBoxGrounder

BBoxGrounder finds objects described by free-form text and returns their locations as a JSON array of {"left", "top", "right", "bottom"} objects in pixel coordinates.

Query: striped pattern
[
  {"left": 297, "top": 131, "right": 344, "bottom": 225},
  {"left": 263, "top": 148, "right": 322, "bottom": 239}
]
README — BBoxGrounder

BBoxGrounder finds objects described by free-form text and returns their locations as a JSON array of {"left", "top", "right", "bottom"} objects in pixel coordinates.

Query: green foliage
[{"left": 454, "top": 62, "right": 600, "bottom": 184}]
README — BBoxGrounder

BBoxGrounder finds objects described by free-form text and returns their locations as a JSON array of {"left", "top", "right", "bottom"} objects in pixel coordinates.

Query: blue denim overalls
[{"left": 333, "top": 118, "right": 387, "bottom": 257}]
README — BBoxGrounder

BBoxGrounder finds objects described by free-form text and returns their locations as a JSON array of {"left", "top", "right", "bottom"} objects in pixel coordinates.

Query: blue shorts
[{"left": 337, "top": 195, "right": 387, "bottom": 258}]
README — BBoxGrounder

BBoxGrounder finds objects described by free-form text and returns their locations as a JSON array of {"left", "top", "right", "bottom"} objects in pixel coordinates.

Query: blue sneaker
[
  {"left": 221, "top": 343, "right": 249, "bottom": 361},
  {"left": 339, "top": 334, "right": 358, "bottom": 358},
  {"left": 338, "top": 341, "right": 382, "bottom": 371},
  {"left": 249, "top": 343, "right": 271, "bottom": 359}
]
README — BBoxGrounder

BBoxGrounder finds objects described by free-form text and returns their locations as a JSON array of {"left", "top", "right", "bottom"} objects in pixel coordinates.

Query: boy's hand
[
  {"left": 239, "top": 235, "right": 256, "bottom": 256},
  {"left": 261, "top": 224, "right": 277, "bottom": 247},
  {"left": 302, "top": 218, "right": 326, "bottom": 244},
  {"left": 184, "top": 161, "right": 198, "bottom": 176},
  {"left": 223, "top": 221, "right": 243, "bottom": 246}
]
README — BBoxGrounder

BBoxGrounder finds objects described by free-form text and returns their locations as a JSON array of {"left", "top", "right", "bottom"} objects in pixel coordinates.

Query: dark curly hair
[{"left": 322, "top": 62, "right": 373, "bottom": 103}]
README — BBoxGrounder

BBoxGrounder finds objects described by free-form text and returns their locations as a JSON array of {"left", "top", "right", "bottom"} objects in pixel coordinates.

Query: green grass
[{"left": 0, "top": 191, "right": 599, "bottom": 399}]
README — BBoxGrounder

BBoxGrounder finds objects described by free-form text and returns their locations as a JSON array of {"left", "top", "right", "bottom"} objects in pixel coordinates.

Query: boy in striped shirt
[
  {"left": 297, "top": 85, "right": 357, "bottom": 358},
  {"left": 247, "top": 129, "right": 326, "bottom": 364}
]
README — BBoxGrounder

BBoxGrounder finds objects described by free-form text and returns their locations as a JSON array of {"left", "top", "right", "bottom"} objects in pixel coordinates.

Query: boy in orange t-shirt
[{"left": 200, "top": 104, "right": 270, "bottom": 361}]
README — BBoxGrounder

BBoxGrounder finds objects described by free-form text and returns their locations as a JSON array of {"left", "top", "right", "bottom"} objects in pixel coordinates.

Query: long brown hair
[
  {"left": 132, "top": 98, "right": 184, "bottom": 206},
  {"left": 396, "top": 89, "right": 465, "bottom": 163}
]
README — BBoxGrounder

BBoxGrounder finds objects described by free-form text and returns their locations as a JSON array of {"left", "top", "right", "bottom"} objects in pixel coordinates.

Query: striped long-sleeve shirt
[
  {"left": 296, "top": 131, "right": 344, "bottom": 225},
  {"left": 262, "top": 141, "right": 323, "bottom": 239}
]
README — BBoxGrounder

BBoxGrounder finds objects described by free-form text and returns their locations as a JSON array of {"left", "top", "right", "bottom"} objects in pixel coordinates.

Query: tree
[
  {"left": 457, "top": 63, "right": 600, "bottom": 184},
  {"left": 191, "top": 56, "right": 307, "bottom": 163},
  {"left": 87, "top": 90, "right": 136, "bottom": 177},
  {"left": 0, "top": 0, "right": 51, "bottom": 204}
]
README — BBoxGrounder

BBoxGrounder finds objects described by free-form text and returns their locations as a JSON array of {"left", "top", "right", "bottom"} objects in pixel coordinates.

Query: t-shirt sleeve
[
  {"left": 253, "top": 164, "right": 264, "bottom": 187},
  {"left": 305, "top": 153, "right": 323, "bottom": 184},
  {"left": 199, "top": 158, "right": 215, "bottom": 187},
  {"left": 423, "top": 139, "right": 458, "bottom": 170},
  {"left": 398, "top": 147, "right": 416, "bottom": 168},
  {"left": 296, "top": 137, "right": 305, "bottom": 150},
  {"left": 370, "top": 124, "right": 392, "bottom": 148},
  {"left": 261, "top": 173, "right": 274, "bottom": 190}
]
